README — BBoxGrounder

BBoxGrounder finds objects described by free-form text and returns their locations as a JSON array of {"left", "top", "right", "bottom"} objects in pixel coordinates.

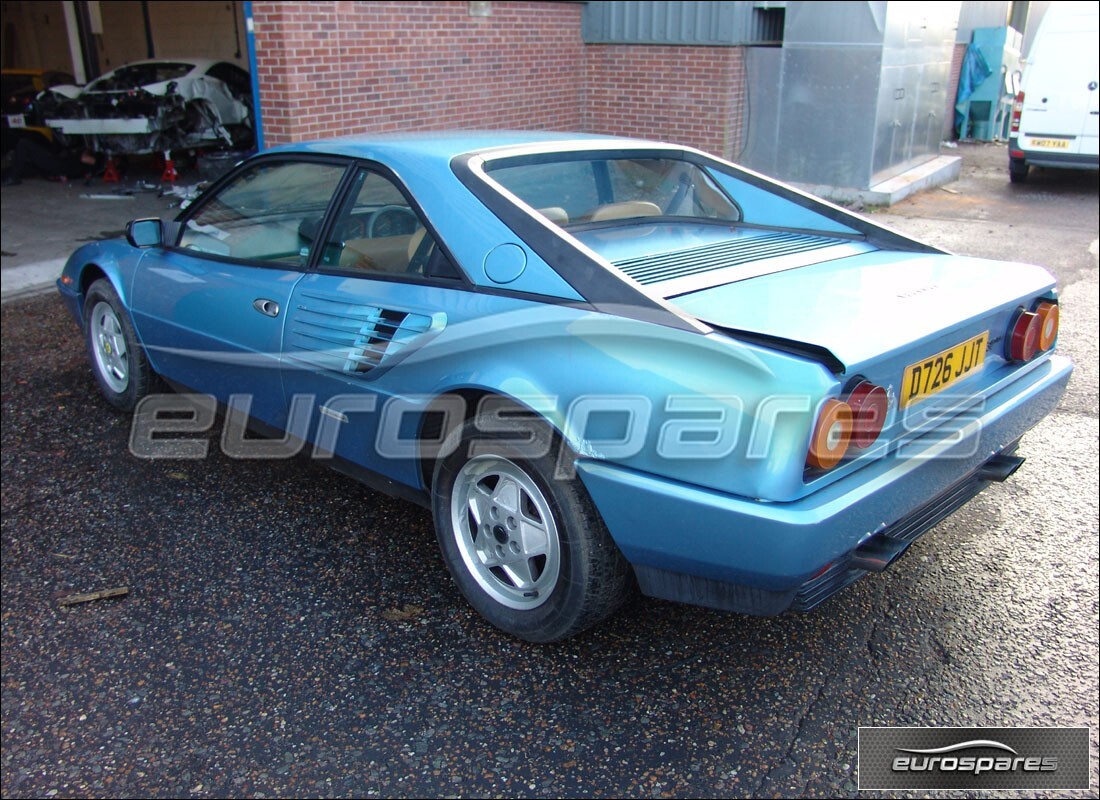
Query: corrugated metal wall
[
  {"left": 956, "top": 0, "right": 1011, "bottom": 41},
  {"left": 740, "top": 1, "right": 961, "bottom": 190},
  {"left": 952, "top": 2, "right": 1050, "bottom": 55},
  {"left": 582, "top": 0, "right": 784, "bottom": 45},
  {"left": 585, "top": 1, "right": 964, "bottom": 191},
  {"left": 872, "top": 2, "right": 958, "bottom": 182}
]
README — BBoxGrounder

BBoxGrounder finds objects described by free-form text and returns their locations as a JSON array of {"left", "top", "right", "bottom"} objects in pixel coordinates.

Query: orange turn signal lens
[
  {"left": 807, "top": 398, "right": 852, "bottom": 471},
  {"left": 1035, "top": 301, "right": 1059, "bottom": 352}
]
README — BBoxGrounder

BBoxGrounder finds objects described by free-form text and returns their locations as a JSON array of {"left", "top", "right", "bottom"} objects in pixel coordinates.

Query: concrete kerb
[
  {"left": 794, "top": 155, "right": 963, "bottom": 208},
  {"left": 1, "top": 259, "right": 66, "bottom": 304}
]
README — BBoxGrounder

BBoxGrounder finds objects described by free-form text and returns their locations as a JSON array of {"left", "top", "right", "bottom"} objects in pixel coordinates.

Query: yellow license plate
[
  {"left": 900, "top": 332, "right": 989, "bottom": 408},
  {"left": 1029, "top": 138, "right": 1070, "bottom": 149}
]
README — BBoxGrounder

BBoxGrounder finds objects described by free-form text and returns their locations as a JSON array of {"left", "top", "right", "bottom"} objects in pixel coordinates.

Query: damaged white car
[{"left": 41, "top": 58, "right": 253, "bottom": 154}]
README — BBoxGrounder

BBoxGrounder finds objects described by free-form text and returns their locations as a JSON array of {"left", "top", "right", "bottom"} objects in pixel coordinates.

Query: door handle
[{"left": 253, "top": 298, "right": 280, "bottom": 317}]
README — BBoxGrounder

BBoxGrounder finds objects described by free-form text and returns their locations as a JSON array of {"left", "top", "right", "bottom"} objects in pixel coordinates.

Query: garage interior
[
  {"left": 2, "top": 1, "right": 1050, "bottom": 202},
  {"left": 1, "top": 1, "right": 248, "bottom": 82}
]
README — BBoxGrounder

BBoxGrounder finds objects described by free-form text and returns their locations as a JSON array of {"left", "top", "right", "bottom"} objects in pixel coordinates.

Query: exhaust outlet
[
  {"left": 850, "top": 535, "right": 909, "bottom": 572},
  {"left": 977, "top": 454, "right": 1025, "bottom": 482}
]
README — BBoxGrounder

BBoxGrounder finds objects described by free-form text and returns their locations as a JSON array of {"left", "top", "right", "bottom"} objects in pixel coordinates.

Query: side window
[
  {"left": 207, "top": 62, "right": 251, "bottom": 95},
  {"left": 320, "top": 168, "right": 459, "bottom": 280},
  {"left": 178, "top": 160, "right": 346, "bottom": 266}
]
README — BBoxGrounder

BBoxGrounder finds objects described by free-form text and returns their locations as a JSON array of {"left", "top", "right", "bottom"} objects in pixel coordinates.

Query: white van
[{"left": 1008, "top": 1, "right": 1099, "bottom": 182}]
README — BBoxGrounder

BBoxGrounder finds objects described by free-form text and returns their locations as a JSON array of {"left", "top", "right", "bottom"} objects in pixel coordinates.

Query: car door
[
  {"left": 129, "top": 156, "right": 351, "bottom": 429},
  {"left": 280, "top": 163, "right": 469, "bottom": 487}
]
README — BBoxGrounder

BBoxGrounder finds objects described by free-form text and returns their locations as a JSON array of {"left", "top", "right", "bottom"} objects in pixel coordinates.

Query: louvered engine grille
[{"left": 613, "top": 231, "right": 844, "bottom": 286}]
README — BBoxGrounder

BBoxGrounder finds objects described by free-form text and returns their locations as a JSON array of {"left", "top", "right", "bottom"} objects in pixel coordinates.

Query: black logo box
[{"left": 858, "top": 727, "right": 1090, "bottom": 791}]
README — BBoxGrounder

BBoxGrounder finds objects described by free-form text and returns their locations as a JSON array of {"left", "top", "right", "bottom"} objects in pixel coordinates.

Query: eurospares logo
[
  {"left": 858, "top": 727, "right": 1089, "bottom": 790},
  {"left": 893, "top": 738, "right": 1057, "bottom": 774}
]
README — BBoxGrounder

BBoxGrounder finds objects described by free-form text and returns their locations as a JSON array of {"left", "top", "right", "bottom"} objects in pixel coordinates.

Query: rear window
[{"left": 487, "top": 156, "right": 741, "bottom": 226}]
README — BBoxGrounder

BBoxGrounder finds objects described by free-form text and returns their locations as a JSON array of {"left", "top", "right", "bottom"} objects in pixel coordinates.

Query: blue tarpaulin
[{"left": 955, "top": 43, "right": 994, "bottom": 137}]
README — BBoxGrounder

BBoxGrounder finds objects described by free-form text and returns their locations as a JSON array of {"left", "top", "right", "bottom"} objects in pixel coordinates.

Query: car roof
[
  {"left": 97, "top": 57, "right": 225, "bottom": 76},
  {"left": 270, "top": 130, "right": 686, "bottom": 164}
]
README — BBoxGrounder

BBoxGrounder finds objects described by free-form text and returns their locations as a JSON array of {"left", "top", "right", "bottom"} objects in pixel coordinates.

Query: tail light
[
  {"left": 807, "top": 379, "right": 891, "bottom": 471},
  {"left": 846, "top": 381, "right": 889, "bottom": 449},
  {"left": 1034, "top": 301, "right": 1059, "bottom": 351},
  {"left": 1007, "top": 300, "right": 1059, "bottom": 363},
  {"left": 1010, "top": 91, "right": 1024, "bottom": 133},
  {"left": 1007, "top": 309, "right": 1041, "bottom": 362},
  {"left": 807, "top": 399, "right": 852, "bottom": 470}
]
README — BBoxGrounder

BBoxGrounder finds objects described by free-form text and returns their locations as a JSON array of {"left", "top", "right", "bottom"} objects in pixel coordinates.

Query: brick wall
[
  {"left": 252, "top": 0, "right": 586, "bottom": 145},
  {"left": 250, "top": 0, "right": 751, "bottom": 160},
  {"left": 583, "top": 44, "right": 747, "bottom": 161},
  {"left": 944, "top": 42, "right": 967, "bottom": 139}
]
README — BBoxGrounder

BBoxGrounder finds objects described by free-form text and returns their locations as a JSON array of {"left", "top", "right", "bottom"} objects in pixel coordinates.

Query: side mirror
[{"left": 126, "top": 218, "right": 163, "bottom": 248}]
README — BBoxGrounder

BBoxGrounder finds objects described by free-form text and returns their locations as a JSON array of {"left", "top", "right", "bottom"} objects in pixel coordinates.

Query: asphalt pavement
[
  {"left": 1, "top": 142, "right": 1097, "bottom": 798},
  {"left": 0, "top": 157, "right": 217, "bottom": 303}
]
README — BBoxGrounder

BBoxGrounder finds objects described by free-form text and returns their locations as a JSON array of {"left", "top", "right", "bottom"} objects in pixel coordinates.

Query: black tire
[
  {"left": 431, "top": 413, "right": 632, "bottom": 643},
  {"left": 1009, "top": 158, "right": 1029, "bottom": 184},
  {"left": 83, "top": 278, "right": 154, "bottom": 411},
  {"left": 228, "top": 121, "right": 255, "bottom": 151}
]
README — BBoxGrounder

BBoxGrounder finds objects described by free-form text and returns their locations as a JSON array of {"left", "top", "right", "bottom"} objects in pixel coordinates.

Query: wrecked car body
[{"left": 41, "top": 59, "right": 253, "bottom": 155}]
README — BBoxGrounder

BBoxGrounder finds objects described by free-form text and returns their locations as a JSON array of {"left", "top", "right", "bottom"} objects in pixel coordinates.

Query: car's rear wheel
[
  {"left": 431, "top": 413, "right": 631, "bottom": 642},
  {"left": 1009, "top": 158, "right": 1029, "bottom": 183},
  {"left": 83, "top": 278, "right": 154, "bottom": 411}
]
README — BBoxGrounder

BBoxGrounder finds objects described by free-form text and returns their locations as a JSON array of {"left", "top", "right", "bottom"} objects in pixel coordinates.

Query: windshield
[
  {"left": 487, "top": 156, "right": 741, "bottom": 226},
  {"left": 87, "top": 62, "right": 194, "bottom": 92}
]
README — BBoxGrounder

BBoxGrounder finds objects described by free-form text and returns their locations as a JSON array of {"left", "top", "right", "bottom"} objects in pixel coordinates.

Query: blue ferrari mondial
[{"left": 57, "top": 132, "right": 1072, "bottom": 641}]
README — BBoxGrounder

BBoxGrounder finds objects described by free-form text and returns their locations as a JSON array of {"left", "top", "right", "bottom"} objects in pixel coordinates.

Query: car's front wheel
[
  {"left": 431, "top": 413, "right": 631, "bottom": 642},
  {"left": 83, "top": 278, "right": 154, "bottom": 411}
]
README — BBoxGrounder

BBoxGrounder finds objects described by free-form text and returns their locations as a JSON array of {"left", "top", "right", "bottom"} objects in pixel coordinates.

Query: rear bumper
[
  {"left": 788, "top": 448, "right": 1021, "bottom": 611},
  {"left": 577, "top": 354, "right": 1072, "bottom": 614},
  {"left": 1010, "top": 137, "right": 1100, "bottom": 171},
  {"left": 45, "top": 117, "right": 157, "bottom": 135}
]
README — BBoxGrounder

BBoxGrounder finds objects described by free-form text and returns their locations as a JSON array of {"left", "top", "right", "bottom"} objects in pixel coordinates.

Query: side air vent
[
  {"left": 613, "top": 231, "right": 867, "bottom": 287},
  {"left": 345, "top": 308, "right": 414, "bottom": 374},
  {"left": 287, "top": 293, "right": 444, "bottom": 378}
]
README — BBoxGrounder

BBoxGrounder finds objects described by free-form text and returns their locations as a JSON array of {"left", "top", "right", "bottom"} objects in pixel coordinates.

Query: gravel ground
[{"left": 2, "top": 142, "right": 1097, "bottom": 798}]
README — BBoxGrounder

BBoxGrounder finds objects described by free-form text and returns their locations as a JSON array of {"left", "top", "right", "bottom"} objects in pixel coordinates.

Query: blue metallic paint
[
  {"left": 578, "top": 354, "right": 1071, "bottom": 590},
  {"left": 56, "top": 132, "right": 1073, "bottom": 619},
  {"left": 130, "top": 248, "right": 304, "bottom": 427},
  {"left": 674, "top": 252, "right": 1058, "bottom": 370}
]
